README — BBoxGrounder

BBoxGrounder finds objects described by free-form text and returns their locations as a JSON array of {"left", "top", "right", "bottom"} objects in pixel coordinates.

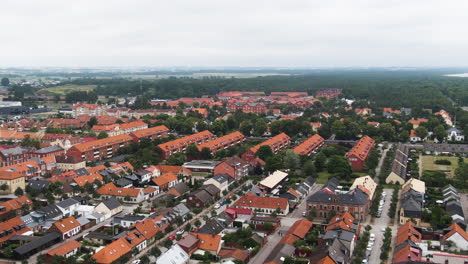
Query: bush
[{"left": 434, "top": 159, "right": 451, "bottom": 165}]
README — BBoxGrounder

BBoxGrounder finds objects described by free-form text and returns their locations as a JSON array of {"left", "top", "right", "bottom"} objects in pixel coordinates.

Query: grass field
[
  {"left": 316, "top": 171, "right": 368, "bottom": 184},
  {"left": 422, "top": 156, "right": 459, "bottom": 174},
  {"left": 39, "top": 84, "right": 96, "bottom": 95}
]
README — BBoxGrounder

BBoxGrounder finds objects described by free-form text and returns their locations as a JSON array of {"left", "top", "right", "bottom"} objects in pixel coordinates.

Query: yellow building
[{"left": 0, "top": 171, "right": 26, "bottom": 194}]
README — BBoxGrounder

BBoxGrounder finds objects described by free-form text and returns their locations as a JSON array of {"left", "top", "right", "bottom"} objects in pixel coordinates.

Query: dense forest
[{"left": 67, "top": 70, "right": 468, "bottom": 109}]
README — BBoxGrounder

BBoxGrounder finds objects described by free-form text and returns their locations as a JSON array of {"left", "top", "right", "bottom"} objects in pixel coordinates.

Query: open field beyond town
[{"left": 39, "top": 84, "right": 96, "bottom": 95}]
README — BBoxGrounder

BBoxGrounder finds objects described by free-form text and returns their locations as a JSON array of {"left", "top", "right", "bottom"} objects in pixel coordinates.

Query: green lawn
[
  {"left": 38, "top": 84, "right": 96, "bottom": 96},
  {"left": 422, "top": 156, "right": 460, "bottom": 175},
  {"left": 316, "top": 172, "right": 332, "bottom": 184}
]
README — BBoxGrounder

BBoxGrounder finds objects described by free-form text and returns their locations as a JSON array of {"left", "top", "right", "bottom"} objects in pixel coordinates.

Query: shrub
[{"left": 434, "top": 159, "right": 451, "bottom": 165}]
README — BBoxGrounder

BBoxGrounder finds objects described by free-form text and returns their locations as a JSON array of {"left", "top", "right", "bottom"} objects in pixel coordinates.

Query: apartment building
[
  {"left": 197, "top": 131, "right": 245, "bottom": 154},
  {"left": 158, "top": 130, "right": 215, "bottom": 159},
  {"left": 241, "top": 133, "right": 291, "bottom": 161},
  {"left": 293, "top": 134, "right": 324, "bottom": 156},
  {"left": 129, "top": 125, "right": 169, "bottom": 141},
  {"left": 67, "top": 134, "right": 133, "bottom": 162},
  {"left": 345, "top": 136, "right": 375, "bottom": 171}
]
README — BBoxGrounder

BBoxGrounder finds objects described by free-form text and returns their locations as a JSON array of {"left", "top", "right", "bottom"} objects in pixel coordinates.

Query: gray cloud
[{"left": 0, "top": 0, "right": 467, "bottom": 67}]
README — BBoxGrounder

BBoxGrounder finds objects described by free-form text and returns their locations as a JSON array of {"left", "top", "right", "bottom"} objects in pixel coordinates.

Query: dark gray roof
[
  {"left": 115, "top": 178, "right": 133, "bottom": 187},
  {"left": 198, "top": 218, "right": 225, "bottom": 235},
  {"left": 212, "top": 174, "right": 229, "bottom": 184},
  {"left": 172, "top": 203, "right": 190, "bottom": 217},
  {"left": 264, "top": 243, "right": 295, "bottom": 264},
  {"left": 0, "top": 146, "right": 31, "bottom": 156},
  {"left": 307, "top": 188, "right": 369, "bottom": 206},
  {"left": 14, "top": 232, "right": 61, "bottom": 255},
  {"left": 191, "top": 190, "right": 212, "bottom": 203},
  {"left": 37, "top": 204, "right": 63, "bottom": 219},
  {"left": 446, "top": 200, "right": 464, "bottom": 218},
  {"left": 423, "top": 143, "right": 468, "bottom": 153},
  {"left": 74, "top": 168, "right": 89, "bottom": 177},
  {"left": 56, "top": 198, "right": 79, "bottom": 209},
  {"left": 101, "top": 197, "right": 122, "bottom": 210},
  {"left": 202, "top": 184, "right": 221, "bottom": 196},
  {"left": 113, "top": 214, "right": 145, "bottom": 224},
  {"left": 28, "top": 180, "right": 50, "bottom": 190},
  {"left": 85, "top": 232, "right": 114, "bottom": 241},
  {"left": 34, "top": 145, "right": 63, "bottom": 154},
  {"left": 401, "top": 190, "right": 423, "bottom": 218},
  {"left": 125, "top": 174, "right": 139, "bottom": 181},
  {"left": 171, "top": 182, "right": 190, "bottom": 196}
]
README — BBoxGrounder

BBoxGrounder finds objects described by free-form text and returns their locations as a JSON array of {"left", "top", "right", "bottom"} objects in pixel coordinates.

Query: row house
[
  {"left": 0, "top": 217, "right": 31, "bottom": 246},
  {"left": 49, "top": 118, "right": 87, "bottom": 129},
  {"left": 435, "top": 109, "right": 453, "bottom": 126},
  {"left": 187, "top": 184, "right": 221, "bottom": 208},
  {"left": 72, "top": 103, "right": 104, "bottom": 117},
  {"left": 346, "top": 136, "right": 375, "bottom": 171},
  {"left": 197, "top": 131, "right": 245, "bottom": 154},
  {"left": 227, "top": 102, "right": 267, "bottom": 113},
  {"left": 213, "top": 157, "right": 250, "bottom": 180},
  {"left": 0, "top": 195, "right": 33, "bottom": 219},
  {"left": 0, "top": 146, "right": 35, "bottom": 167},
  {"left": 241, "top": 133, "right": 291, "bottom": 161},
  {"left": 0, "top": 156, "right": 56, "bottom": 180},
  {"left": 233, "top": 195, "right": 290, "bottom": 215},
  {"left": 92, "top": 120, "right": 148, "bottom": 137},
  {"left": 97, "top": 183, "right": 145, "bottom": 203},
  {"left": 293, "top": 134, "right": 324, "bottom": 156},
  {"left": 67, "top": 134, "right": 134, "bottom": 162},
  {"left": 129, "top": 125, "right": 169, "bottom": 142},
  {"left": 158, "top": 130, "right": 215, "bottom": 159},
  {"left": 307, "top": 178, "right": 370, "bottom": 221}
]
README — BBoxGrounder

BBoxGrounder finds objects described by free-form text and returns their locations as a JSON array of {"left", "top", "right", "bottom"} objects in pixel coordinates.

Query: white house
[
  {"left": 156, "top": 244, "right": 189, "bottom": 264},
  {"left": 442, "top": 224, "right": 468, "bottom": 251},
  {"left": 447, "top": 127, "right": 464, "bottom": 142},
  {"left": 56, "top": 198, "right": 81, "bottom": 218}
]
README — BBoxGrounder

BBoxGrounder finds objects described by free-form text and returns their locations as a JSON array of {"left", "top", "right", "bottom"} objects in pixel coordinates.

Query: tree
[
  {"left": 415, "top": 126, "right": 428, "bottom": 139},
  {"left": 283, "top": 150, "right": 300, "bottom": 170},
  {"left": 185, "top": 144, "right": 200, "bottom": 160},
  {"left": 88, "top": 117, "right": 98, "bottom": 128},
  {"left": 20, "top": 135, "right": 40, "bottom": 149},
  {"left": 379, "top": 123, "right": 395, "bottom": 141},
  {"left": 303, "top": 160, "right": 316, "bottom": 176},
  {"left": 265, "top": 155, "right": 282, "bottom": 173},
  {"left": 327, "top": 155, "right": 352, "bottom": 176},
  {"left": 200, "top": 147, "right": 213, "bottom": 160},
  {"left": 1, "top": 77, "right": 9, "bottom": 86},
  {"left": 14, "top": 187, "right": 24, "bottom": 196},
  {"left": 433, "top": 124, "right": 447, "bottom": 142},
  {"left": 253, "top": 119, "right": 267, "bottom": 137},
  {"left": 97, "top": 131, "right": 109, "bottom": 139},
  {"left": 314, "top": 152, "right": 327, "bottom": 172},
  {"left": 239, "top": 121, "right": 253, "bottom": 136},
  {"left": 256, "top": 145, "right": 273, "bottom": 160}
]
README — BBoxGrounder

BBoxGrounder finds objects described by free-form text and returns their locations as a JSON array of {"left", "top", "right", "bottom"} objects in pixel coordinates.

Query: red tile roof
[
  {"left": 346, "top": 136, "right": 375, "bottom": 161},
  {"left": 293, "top": 134, "right": 324, "bottom": 155},
  {"left": 47, "top": 240, "right": 82, "bottom": 257},
  {"left": 197, "top": 131, "right": 245, "bottom": 152},
  {"left": 287, "top": 219, "right": 313, "bottom": 239},
  {"left": 129, "top": 125, "right": 169, "bottom": 139},
  {"left": 152, "top": 172, "right": 177, "bottom": 187},
  {"left": 442, "top": 223, "right": 468, "bottom": 242},
  {"left": 191, "top": 233, "right": 222, "bottom": 251},
  {"left": 92, "top": 237, "right": 132, "bottom": 264},
  {"left": 70, "top": 134, "right": 133, "bottom": 153},
  {"left": 73, "top": 173, "right": 103, "bottom": 187},
  {"left": 249, "top": 133, "right": 290, "bottom": 154},
  {"left": 51, "top": 216, "right": 80, "bottom": 233},
  {"left": 158, "top": 130, "right": 215, "bottom": 152},
  {"left": 0, "top": 217, "right": 30, "bottom": 243},
  {"left": 233, "top": 195, "right": 288, "bottom": 210},
  {"left": 97, "top": 183, "right": 142, "bottom": 197}
]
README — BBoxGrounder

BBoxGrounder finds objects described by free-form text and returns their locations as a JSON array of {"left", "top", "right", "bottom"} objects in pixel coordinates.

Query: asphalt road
[{"left": 366, "top": 188, "right": 396, "bottom": 264}]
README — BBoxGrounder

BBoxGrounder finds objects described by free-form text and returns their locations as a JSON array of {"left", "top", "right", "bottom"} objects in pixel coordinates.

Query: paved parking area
[{"left": 367, "top": 188, "right": 396, "bottom": 264}]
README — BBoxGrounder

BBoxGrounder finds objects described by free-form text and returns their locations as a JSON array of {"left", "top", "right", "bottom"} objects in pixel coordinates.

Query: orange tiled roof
[
  {"left": 197, "top": 131, "right": 245, "bottom": 151},
  {"left": 326, "top": 211, "right": 355, "bottom": 232},
  {"left": 0, "top": 195, "right": 32, "bottom": 215},
  {"left": 316, "top": 256, "right": 335, "bottom": 264},
  {"left": 234, "top": 195, "right": 289, "bottom": 210},
  {"left": 346, "top": 136, "right": 375, "bottom": 161},
  {"left": 147, "top": 165, "right": 182, "bottom": 174},
  {"left": 143, "top": 186, "right": 157, "bottom": 194},
  {"left": 249, "top": 133, "right": 290, "bottom": 154},
  {"left": 0, "top": 217, "right": 30, "bottom": 243},
  {"left": 152, "top": 172, "right": 177, "bottom": 187},
  {"left": 70, "top": 134, "right": 133, "bottom": 153},
  {"left": 0, "top": 170, "right": 23, "bottom": 180},
  {"left": 396, "top": 221, "right": 422, "bottom": 246},
  {"left": 51, "top": 216, "right": 80, "bottom": 233},
  {"left": 109, "top": 161, "right": 134, "bottom": 172},
  {"left": 192, "top": 233, "right": 222, "bottom": 251},
  {"left": 279, "top": 233, "right": 299, "bottom": 245},
  {"left": 92, "top": 237, "right": 132, "bottom": 264},
  {"left": 73, "top": 173, "right": 103, "bottom": 187},
  {"left": 134, "top": 215, "right": 168, "bottom": 240},
  {"left": 287, "top": 219, "right": 313, "bottom": 239},
  {"left": 129, "top": 125, "right": 169, "bottom": 139},
  {"left": 87, "top": 165, "right": 107, "bottom": 174},
  {"left": 124, "top": 230, "right": 146, "bottom": 248},
  {"left": 293, "top": 134, "right": 324, "bottom": 155},
  {"left": 218, "top": 249, "right": 249, "bottom": 261},
  {"left": 97, "top": 183, "right": 141, "bottom": 197},
  {"left": 442, "top": 223, "right": 468, "bottom": 242},
  {"left": 158, "top": 130, "right": 214, "bottom": 152},
  {"left": 47, "top": 240, "right": 82, "bottom": 256}
]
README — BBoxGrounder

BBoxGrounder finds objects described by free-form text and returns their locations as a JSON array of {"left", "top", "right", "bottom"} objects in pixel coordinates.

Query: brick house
[
  {"left": 233, "top": 195, "right": 289, "bottom": 215},
  {"left": 345, "top": 136, "right": 375, "bottom": 171}
]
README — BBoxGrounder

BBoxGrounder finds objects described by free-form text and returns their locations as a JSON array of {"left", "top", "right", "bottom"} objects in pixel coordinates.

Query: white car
[
  {"left": 214, "top": 203, "right": 221, "bottom": 209},
  {"left": 370, "top": 233, "right": 375, "bottom": 240},
  {"left": 132, "top": 260, "right": 141, "bottom": 264},
  {"left": 381, "top": 228, "right": 386, "bottom": 232},
  {"left": 176, "top": 230, "right": 184, "bottom": 235}
]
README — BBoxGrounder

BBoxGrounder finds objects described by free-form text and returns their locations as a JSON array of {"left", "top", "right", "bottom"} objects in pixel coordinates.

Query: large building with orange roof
[
  {"left": 129, "top": 125, "right": 169, "bottom": 141},
  {"left": 241, "top": 133, "right": 291, "bottom": 161},
  {"left": 158, "top": 130, "right": 215, "bottom": 159},
  {"left": 0, "top": 195, "right": 32, "bottom": 219},
  {"left": 345, "top": 136, "right": 375, "bottom": 171},
  {"left": 92, "top": 237, "right": 132, "bottom": 264},
  {"left": 233, "top": 195, "right": 289, "bottom": 215},
  {"left": 92, "top": 120, "right": 148, "bottom": 137},
  {"left": 293, "top": 134, "right": 324, "bottom": 156},
  {"left": 0, "top": 170, "right": 25, "bottom": 195},
  {"left": 97, "top": 183, "right": 145, "bottom": 203},
  {"left": 67, "top": 134, "right": 134, "bottom": 162},
  {"left": 197, "top": 131, "right": 245, "bottom": 154},
  {"left": 0, "top": 217, "right": 30, "bottom": 246}
]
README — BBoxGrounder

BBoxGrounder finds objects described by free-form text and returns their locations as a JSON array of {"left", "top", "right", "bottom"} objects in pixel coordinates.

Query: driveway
[{"left": 366, "top": 188, "right": 397, "bottom": 264}]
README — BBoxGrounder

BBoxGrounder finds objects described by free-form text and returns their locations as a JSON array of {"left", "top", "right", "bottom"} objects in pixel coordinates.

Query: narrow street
[{"left": 375, "top": 143, "right": 392, "bottom": 183}]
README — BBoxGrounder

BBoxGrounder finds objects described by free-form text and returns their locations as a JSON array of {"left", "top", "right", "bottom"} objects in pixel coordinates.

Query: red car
[{"left": 169, "top": 235, "right": 176, "bottom": 240}]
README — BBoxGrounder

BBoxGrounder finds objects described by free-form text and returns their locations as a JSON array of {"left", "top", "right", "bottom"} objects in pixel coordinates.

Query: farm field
[
  {"left": 39, "top": 84, "right": 96, "bottom": 95},
  {"left": 421, "top": 155, "right": 460, "bottom": 175}
]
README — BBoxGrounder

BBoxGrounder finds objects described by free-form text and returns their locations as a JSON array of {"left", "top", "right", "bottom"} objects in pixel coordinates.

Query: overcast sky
[{"left": 1, "top": 0, "right": 467, "bottom": 68}]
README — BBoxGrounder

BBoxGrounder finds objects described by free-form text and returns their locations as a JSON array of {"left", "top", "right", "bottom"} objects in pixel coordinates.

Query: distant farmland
[{"left": 39, "top": 84, "right": 96, "bottom": 95}]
